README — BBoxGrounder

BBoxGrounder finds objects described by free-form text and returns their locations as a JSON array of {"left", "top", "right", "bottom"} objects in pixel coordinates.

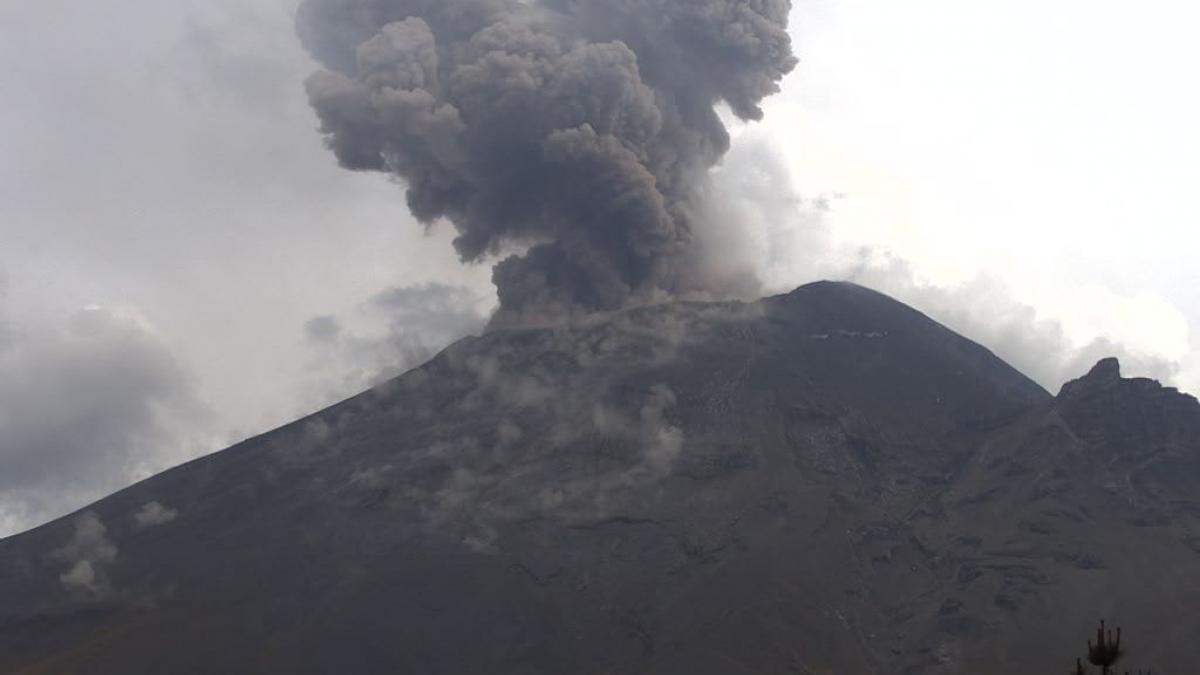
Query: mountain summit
[{"left": 2, "top": 282, "right": 1197, "bottom": 674}]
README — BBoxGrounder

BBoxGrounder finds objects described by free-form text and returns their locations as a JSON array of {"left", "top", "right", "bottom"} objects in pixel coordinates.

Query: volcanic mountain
[{"left": 2, "top": 282, "right": 1198, "bottom": 674}]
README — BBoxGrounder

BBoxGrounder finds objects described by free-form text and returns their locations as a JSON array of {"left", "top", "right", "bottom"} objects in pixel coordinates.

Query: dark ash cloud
[{"left": 297, "top": 0, "right": 797, "bottom": 325}]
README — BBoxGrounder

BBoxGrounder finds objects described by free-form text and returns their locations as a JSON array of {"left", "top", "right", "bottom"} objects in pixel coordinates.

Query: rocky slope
[{"left": 1, "top": 281, "right": 1197, "bottom": 674}]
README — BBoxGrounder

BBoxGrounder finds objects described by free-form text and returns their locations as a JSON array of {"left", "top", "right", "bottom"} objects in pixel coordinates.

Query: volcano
[{"left": 2, "top": 282, "right": 1198, "bottom": 674}]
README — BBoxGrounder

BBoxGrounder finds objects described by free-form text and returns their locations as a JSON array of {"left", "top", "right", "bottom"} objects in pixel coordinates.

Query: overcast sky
[{"left": 2, "top": 0, "right": 1197, "bottom": 536}]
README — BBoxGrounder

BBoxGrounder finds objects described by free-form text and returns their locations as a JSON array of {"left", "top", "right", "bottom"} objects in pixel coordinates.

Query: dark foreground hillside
[{"left": 1, "top": 282, "right": 1197, "bottom": 674}]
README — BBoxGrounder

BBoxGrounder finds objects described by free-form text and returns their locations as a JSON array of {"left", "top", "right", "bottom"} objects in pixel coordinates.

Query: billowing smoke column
[{"left": 297, "top": 0, "right": 796, "bottom": 325}]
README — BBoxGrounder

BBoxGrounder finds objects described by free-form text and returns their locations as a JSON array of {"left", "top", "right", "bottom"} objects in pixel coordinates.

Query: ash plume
[{"left": 297, "top": 0, "right": 797, "bottom": 325}]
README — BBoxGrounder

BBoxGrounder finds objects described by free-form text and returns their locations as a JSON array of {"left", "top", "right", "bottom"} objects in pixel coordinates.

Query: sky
[{"left": 1, "top": 0, "right": 1197, "bottom": 536}]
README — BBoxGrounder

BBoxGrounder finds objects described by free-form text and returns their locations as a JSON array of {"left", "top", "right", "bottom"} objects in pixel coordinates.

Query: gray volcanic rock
[
  {"left": 1, "top": 282, "right": 1197, "bottom": 674},
  {"left": 1057, "top": 357, "right": 1200, "bottom": 449}
]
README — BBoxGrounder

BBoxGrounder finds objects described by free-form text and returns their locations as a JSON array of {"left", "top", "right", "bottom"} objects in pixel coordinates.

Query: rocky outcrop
[{"left": 1057, "top": 356, "right": 1200, "bottom": 450}]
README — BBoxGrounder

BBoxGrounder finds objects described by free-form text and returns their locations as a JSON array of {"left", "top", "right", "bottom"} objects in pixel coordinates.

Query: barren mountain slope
[{"left": 2, "top": 282, "right": 1197, "bottom": 674}]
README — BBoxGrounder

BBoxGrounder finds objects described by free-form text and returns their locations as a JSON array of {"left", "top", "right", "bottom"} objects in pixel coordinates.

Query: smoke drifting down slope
[{"left": 297, "top": 0, "right": 797, "bottom": 324}]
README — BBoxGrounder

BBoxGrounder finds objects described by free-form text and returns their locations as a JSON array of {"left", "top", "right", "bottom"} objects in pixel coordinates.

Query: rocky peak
[
  {"left": 1056, "top": 357, "right": 1200, "bottom": 449},
  {"left": 1084, "top": 356, "right": 1121, "bottom": 382},
  {"left": 1056, "top": 357, "right": 1122, "bottom": 399}
]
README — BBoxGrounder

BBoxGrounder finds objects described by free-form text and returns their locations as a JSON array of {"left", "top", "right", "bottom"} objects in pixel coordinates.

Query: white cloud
[
  {"left": 747, "top": 0, "right": 1200, "bottom": 392},
  {"left": 54, "top": 513, "right": 118, "bottom": 596},
  {"left": 133, "top": 501, "right": 179, "bottom": 528}
]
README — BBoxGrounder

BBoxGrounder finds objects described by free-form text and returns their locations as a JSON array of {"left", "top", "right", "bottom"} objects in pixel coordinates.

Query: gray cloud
[
  {"left": 304, "top": 282, "right": 489, "bottom": 404},
  {"left": 297, "top": 0, "right": 797, "bottom": 324},
  {"left": 303, "top": 315, "right": 344, "bottom": 344},
  {"left": 702, "top": 131, "right": 839, "bottom": 292},
  {"left": 0, "top": 299, "right": 208, "bottom": 538}
]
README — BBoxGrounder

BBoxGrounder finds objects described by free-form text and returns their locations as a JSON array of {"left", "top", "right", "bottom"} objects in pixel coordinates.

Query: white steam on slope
[{"left": 53, "top": 513, "right": 119, "bottom": 596}]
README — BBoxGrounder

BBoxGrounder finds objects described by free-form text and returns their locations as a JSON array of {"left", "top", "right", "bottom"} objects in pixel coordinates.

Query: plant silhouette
[
  {"left": 1069, "top": 620, "right": 1150, "bottom": 675},
  {"left": 1087, "top": 620, "right": 1123, "bottom": 673}
]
